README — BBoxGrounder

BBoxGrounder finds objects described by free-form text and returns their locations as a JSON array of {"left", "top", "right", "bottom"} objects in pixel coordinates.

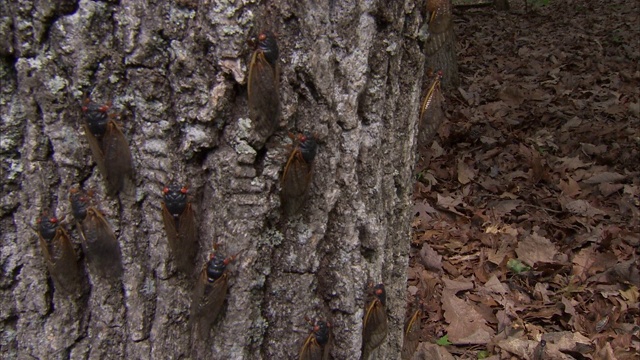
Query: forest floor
[{"left": 407, "top": 0, "right": 639, "bottom": 359}]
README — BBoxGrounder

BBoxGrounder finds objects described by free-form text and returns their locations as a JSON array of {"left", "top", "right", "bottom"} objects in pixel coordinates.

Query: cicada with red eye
[
  {"left": 247, "top": 30, "right": 280, "bottom": 147},
  {"left": 69, "top": 187, "right": 123, "bottom": 279},
  {"left": 299, "top": 317, "right": 331, "bottom": 360},
  {"left": 190, "top": 250, "right": 238, "bottom": 340},
  {"left": 161, "top": 184, "right": 198, "bottom": 275},
  {"left": 401, "top": 296, "right": 423, "bottom": 360},
  {"left": 362, "top": 283, "right": 388, "bottom": 360},
  {"left": 36, "top": 214, "right": 82, "bottom": 293},
  {"left": 281, "top": 132, "right": 317, "bottom": 216},
  {"left": 81, "top": 99, "right": 134, "bottom": 196}
]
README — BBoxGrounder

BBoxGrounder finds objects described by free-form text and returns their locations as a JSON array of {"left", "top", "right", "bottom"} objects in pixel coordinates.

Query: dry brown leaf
[
  {"left": 490, "top": 199, "right": 523, "bottom": 215},
  {"left": 581, "top": 143, "right": 607, "bottom": 156},
  {"left": 481, "top": 275, "right": 508, "bottom": 295},
  {"left": 583, "top": 172, "right": 626, "bottom": 184},
  {"left": 419, "top": 243, "right": 443, "bottom": 273},
  {"left": 559, "top": 176, "right": 581, "bottom": 197},
  {"left": 441, "top": 291, "right": 493, "bottom": 344},
  {"left": 599, "top": 183, "right": 624, "bottom": 197},
  {"left": 499, "top": 86, "right": 526, "bottom": 106},
  {"left": 457, "top": 158, "right": 476, "bottom": 185},
  {"left": 556, "top": 156, "right": 591, "bottom": 171},
  {"left": 435, "top": 194, "right": 466, "bottom": 216},
  {"left": 413, "top": 343, "right": 456, "bottom": 360},
  {"left": 515, "top": 233, "right": 558, "bottom": 267},
  {"left": 442, "top": 277, "right": 474, "bottom": 293},
  {"left": 564, "top": 199, "right": 607, "bottom": 217}
]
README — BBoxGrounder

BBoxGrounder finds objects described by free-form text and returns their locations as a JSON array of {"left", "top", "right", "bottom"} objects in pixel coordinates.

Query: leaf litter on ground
[{"left": 408, "top": 0, "right": 640, "bottom": 359}]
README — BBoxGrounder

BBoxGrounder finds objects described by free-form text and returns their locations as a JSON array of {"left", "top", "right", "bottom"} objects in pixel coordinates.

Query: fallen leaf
[
  {"left": 420, "top": 243, "right": 443, "bottom": 273},
  {"left": 435, "top": 194, "right": 466, "bottom": 216},
  {"left": 441, "top": 291, "right": 494, "bottom": 344},
  {"left": 515, "top": 233, "right": 558, "bottom": 267},
  {"left": 564, "top": 199, "right": 607, "bottom": 217},
  {"left": 457, "top": 158, "right": 476, "bottom": 185},
  {"left": 559, "top": 176, "right": 581, "bottom": 197},
  {"left": 582, "top": 171, "right": 626, "bottom": 184}
]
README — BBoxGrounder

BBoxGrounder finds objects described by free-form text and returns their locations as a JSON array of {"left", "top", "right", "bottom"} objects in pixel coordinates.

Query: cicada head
[
  {"left": 38, "top": 215, "right": 60, "bottom": 241},
  {"left": 206, "top": 252, "right": 229, "bottom": 282},
  {"left": 362, "top": 283, "right": 389, "bottom": 359},
  {"left": 250, "top": 30, "right": 279, "bottom": 67},
  {"left": 69, "top": 187, "right": 91, "bottom": 222},
  {"left": 312, "top": 319, "right": 330, "bottom": 346},
  {"left": 298, "top": 132, "right": 317, "bottom": 164},
  {"left": 162, "top": 184, "right": 188, "bottom": 216},
  {"left": 81, "top": 99, "right": 111, "bottom": 137},
  {"left": 373, "top": 283, "right": 386, "bottom": 306}
]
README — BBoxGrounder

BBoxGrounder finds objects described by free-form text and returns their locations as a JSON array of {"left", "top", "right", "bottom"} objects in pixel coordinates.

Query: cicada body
[
  {"left": 69, "top": 187, "right": 123, "bottom": 279},
  {"left": 81, "top": 99, "right": 134, "bottom": 196},
  {"left": 281, "top": 132, "right": 317, "bottom": 216},
  {"left": 247, "top": 30, "right": 280, "bottom": 147},
  {"left": 362, "top": 284, "right": 388, "bottom": 360},
  {"left": 425, "top": 0, "right": 453, "bottom": 55},
  {"left": 417, "top": 70, "right": 444, "bottom": 150},
  {"left": 419, "top": 70, "right": 443, "bottom": 122},
  {"left": 37, "top": 215, "right": 82, "bottom": 293},
  {"left": 299, "top": 318, "right": 331, "bottom": 360},
  {"left": 161, "top": 184, "right": 198, "bottom": 275},
  {"left": 401, "top": 298, "right": 423, "bottom": 360},
  {"left": 190, "top": 251, "right": 237, "bottom": 340}
]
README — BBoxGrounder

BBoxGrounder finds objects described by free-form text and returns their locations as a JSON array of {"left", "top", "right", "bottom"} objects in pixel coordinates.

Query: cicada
[
  {"left": 299, "top": 318, "right": 331, "bottom": 360},
  {"left": 161, "top": 184, "right": 198, "bottom": 275},
  {"left": 247, "top": 30, "right": 280, "bottom": 147},
  {"left": 190, "top": 250, "right": 238, "bottom": 340},
  {"left": 533, "top": 339, "right": 547, "bottom": 360},
  {"left": 81, "top": 99, "right": 134, "bottom": 196},
  {"left": 362, "top": 283, "right": 388, "bottom": 360},
  {"left": 36, "top": 214, "right": 82, "bottom": 293},
  {"left": 419, "top": 70, "right": 443, "bottom": 121},
  {"left": 281, "top": 132, "right": 317, "bottom": 216},
  {"left": 417, "top": 70, "right": 444, "bottom": 149},
  {"left": 425, "top": 0, "right": 453, "bottom": 55},
  {"left": 69, "top": 187, "right": 123, "bottom": 279},
  {"left": 401, "top": 296, "right": 423, "bottom": 360}
]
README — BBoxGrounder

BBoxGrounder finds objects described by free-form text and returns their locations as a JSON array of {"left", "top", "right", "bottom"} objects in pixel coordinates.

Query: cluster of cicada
[
  {"left": 35, "top": 99, "right": 134, "bottom": 292},
  {"left": 247, "top": 31, "right": 319, "bottom": 216},
  {"left": 36, "top": 188, "right": 124, "bottom": 293}
]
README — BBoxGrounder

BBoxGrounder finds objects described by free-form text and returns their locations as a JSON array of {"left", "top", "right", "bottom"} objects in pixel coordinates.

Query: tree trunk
[{"left": 0, "top": 0, "right": 428, "bottom": 359}]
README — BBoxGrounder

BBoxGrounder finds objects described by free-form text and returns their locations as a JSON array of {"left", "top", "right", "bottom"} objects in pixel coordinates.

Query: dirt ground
[{"left": 407, "top": 0, "right": 639, "bottom": 359}]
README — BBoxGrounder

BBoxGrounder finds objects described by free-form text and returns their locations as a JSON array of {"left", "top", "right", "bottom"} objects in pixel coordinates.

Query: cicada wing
[
  {"left": 281, "top": 150, "right": 313, "bottom": 216},
  {"left": 102, "top": 120, "right": 134, "bottom": 196},
  {"left": 418, "top": 77, "right": 444, "bottom": 150},
  {"left": 161, "top": 203, "right": 181, "bottom": 266},
  {"left": 176, "top": 204, "right": 198, "bottom": 275},
  {"left": 83, "top": 123, "right": 109, "bottom": 183},
  {"left": 81, "top": 208, "right": 123, "bottom": 279},
  {"left": 299, "top": 335, "right": 326, "bottom": 360},
  {"left": 190, "top": 270, "right": 228, "bottom": 340},
  {"left": 401, "top": 309, "right": 421, "bottom": 360},
  {"left": 39, "top": 228, "right": 81, "bottom": 293},
  {"left": 362, "top": 300, "right": 388, "bottom": 359},
  {"left": 248, "top": 51, "right": 280, "bottom": 146},
  {"left": 425, "top": 0, "right": 453, "bottom": 55}
]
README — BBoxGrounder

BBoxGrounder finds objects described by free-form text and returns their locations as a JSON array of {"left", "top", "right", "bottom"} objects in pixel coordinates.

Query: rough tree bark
[{"left": 0, "top": 0, "right": 429, "bottom": 359}]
